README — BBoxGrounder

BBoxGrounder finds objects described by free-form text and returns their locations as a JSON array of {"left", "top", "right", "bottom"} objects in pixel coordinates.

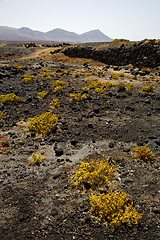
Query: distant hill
[{"left": 0, "top": 26, "right": 112, "bottom": 43}]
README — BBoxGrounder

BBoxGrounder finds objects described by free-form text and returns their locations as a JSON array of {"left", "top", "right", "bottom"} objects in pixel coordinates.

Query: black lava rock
[{"left": 55, "top": 147, "right": 64, "bottom": 157}]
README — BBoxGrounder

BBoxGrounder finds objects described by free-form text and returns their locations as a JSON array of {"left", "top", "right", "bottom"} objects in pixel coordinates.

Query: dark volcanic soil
[{"left": 0, "top": 43, "right": 160, "bottom": 240}]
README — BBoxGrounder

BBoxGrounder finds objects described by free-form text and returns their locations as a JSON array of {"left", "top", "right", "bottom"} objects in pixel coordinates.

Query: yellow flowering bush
[
  {"left": 0, "top": 111, "right": 6, "bottom": 119},
  {"left": 75, "top": 72, "right": 80, "bottom": 78},
  {"left": 141, "top": 67, "right": 151, "bottom": 72},
  {"left": 90, "top": 191, "right": 142, "bottom": 230},
  {"left": 141, "top": 84, "right": 155, "bottom": 92},
  {"left": 28, "top": 111, "right": 58, "bottom": 136},
  {"left": 88, "top": 79, "right": 102, "bottom": 89},
  {"left": 53, "top": 80, "right": 67, "bottom": 87},
  {"left": 126, "top": 84, "right": 136, "bottom": 90},
  {"left": 71, "top": 158, "right": 117, "bottom": 189},
  {"left": 0, "top": 93, "right": 19, "bottom": 103},
  {"left": 43, "top": 72, "right": 49, "bottom": 77},
  {"left": 37, "top": 90, "right": 48, "bottom": 99},
  {"left": 29, "top": 153, "right": 47, "bottom": 165},
  {"left": 111, "top": 72, "right": 125, "bottom": 79},
  {"left": 55, "top": 85, "right": 64, "bottom": 92},
  {"left": 22, "top": 75, "right": 35, "bottom": 82},
  {"left": 70, "top": 93, "right": 87, "bottom": 102},
  {"left": 111, "top": 73, "right": 119, "bottom": 79},
  {"left": 51, "top": 98, "right": 60, "bottom": 108},
  {"left": 134, "top": 146, "right": 155, "bottom": 162},
  {"left": 52, "top": 80, "right": 68, "bottom": 92}
]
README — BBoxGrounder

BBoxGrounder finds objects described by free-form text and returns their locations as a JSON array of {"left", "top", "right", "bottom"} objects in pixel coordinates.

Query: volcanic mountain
[{"left": 0, "top": 26, "right": 112, "bottom": 42}]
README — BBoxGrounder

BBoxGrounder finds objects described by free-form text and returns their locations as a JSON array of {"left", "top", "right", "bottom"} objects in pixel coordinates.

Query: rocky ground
[{"left": 0, "top": 42, "right": 160, "bottom": 240}]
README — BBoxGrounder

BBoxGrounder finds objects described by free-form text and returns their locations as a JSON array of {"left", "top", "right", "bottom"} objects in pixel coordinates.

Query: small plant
[
  {"left": 111, "top": 73, "right": 125, "bottom": 79},
  {"left": 43, "top": 72, "right": 49, "bottom": 78},
  {"left": 82, "top": 86, "right": 88, "bottom": 92},
  {"left": 126, "top": 84, "right": 136, "bottom": 90},
  {"left": 134, "top": 146, "right": 155, "bottom": 162},
  {"left": 52, "top": 80, "right": 68, "bottom": 92},
  {"left": 37, "top": 90, "right": 48, "bottom": 99},
  {"left": 97, "top": 70, "right": 103, "bottom": 75},
  {"left": 51, "top": 98, "right": 60, "bottom": 108},
  {"left": 70, "top": 93, "right": 87, "bottom": 102},
  {"left": 88, "top": 79, "right": 102, "bottom": 89},
  {"left": 22, "top": 75, "right": 35, "bottom": 83},
  {"left": 45, "top": 76, "right": 52, "bottom": 80},
  {"left": 28, "top": 111, "right": 58, "bottom": 136},
  {"left": 112, "top": 39, "right": 129, "bottom": 42},
  {"left": 111, "top": 73, "right": 119, "bottom": 79},
  {"left": 95, "top": 87, "right": 107, "bottom": 94},
  {"left": 56, "top": 57, "right": 68, "bottom": 62},
  {"left": 75, "top": 72, "right": 80, "bottom": 78},
  {"left": 67, "top": 69, "right": 72, "bottom": 75},
  {"left": 0, "top": 93, "right": 19, "bottom": 103},
  {"left": 0, "top": 135, "right": 12, "bottom": 152},
  {"left": 90, "top": 191, "right": 142, "bottom": 230},
  {"left": 84, "top": 59, "right": 91, "bottom": 64},
  {"left": 141, "top": 67, "right": 151, "bottom": 72},
  {"left": 86, "top": 72, "right": 92, "bottom": 76},
  {"left": 55, "top": 85, "right": 64, "bottom": 92},
  {"left": 0, "top": 111, "right": 6, "bottom": 119},
  {"left": 15, "top": 64, "right": 25, "bottom": 69},
  {"left": 53, "top": 80, "right": 68, "bottom": 87},
  {"left": 117, "top": 82, "right": 126, "bottom": 87},
  {"left": 71, "top": 158, "right": 117, "bottom": 189},
  {"left": 141, "top": 84, "right": 155, "bottom": 92},
  {"left": 119, "top": 72, "right": 125, "bottom": 77},
  {"left": 29, "top": 153, "right": 47, "bottom": 165}
]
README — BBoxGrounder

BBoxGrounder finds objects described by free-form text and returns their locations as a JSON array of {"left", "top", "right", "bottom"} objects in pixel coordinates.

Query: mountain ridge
[{"left": 0, "top": 26, "right": 112, "bottom": 42}]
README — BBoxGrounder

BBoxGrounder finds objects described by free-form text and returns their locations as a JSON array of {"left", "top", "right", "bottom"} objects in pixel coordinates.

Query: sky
[{"left": 0, "top": 0, "right": 160, "bottom": 41}]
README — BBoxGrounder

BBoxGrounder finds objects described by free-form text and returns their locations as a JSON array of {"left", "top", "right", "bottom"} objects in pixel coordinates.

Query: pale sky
[{"left": 0, "top": 0, "right": 160, "bottom": 41}]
